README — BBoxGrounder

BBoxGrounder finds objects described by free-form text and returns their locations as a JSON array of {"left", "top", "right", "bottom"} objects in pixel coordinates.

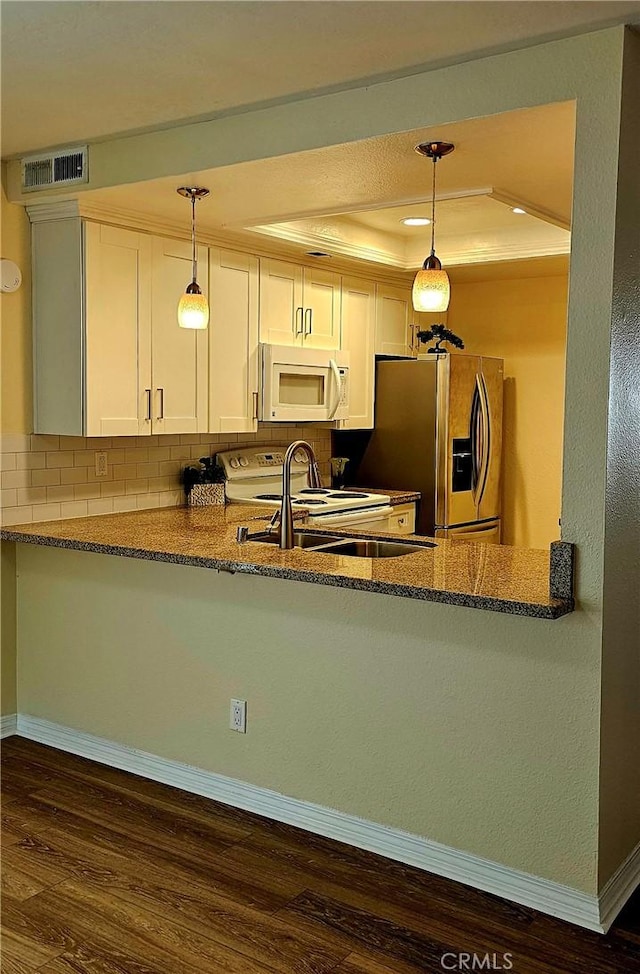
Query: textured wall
[
  {"left": 17, "top": 543, "right": 600, "bottom": 891},
  {"left": 0, "top": 182, "right": 32, "bottom": 435},
  {"left": 447, "top": 275, "right": 568, "bottom": 548},
  {"left": 0, "top": 543, "right": 16, "bottom": 715},
  {"left": 598, "top": 29, "right": 640, "bottom": 888}
]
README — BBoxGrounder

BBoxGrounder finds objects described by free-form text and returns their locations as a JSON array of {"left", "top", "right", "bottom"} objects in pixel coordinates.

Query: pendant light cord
[
  {"left": 430, "top": 155, "right": 437, "bottom": 257},
  {"left": 191, "top": 193, "right": 197, "bottom": 284}
]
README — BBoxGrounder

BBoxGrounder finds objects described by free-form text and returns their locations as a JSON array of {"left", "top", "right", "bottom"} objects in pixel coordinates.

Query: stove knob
[
  {"left": 239, "top": 456, "right": 249, "bottom": 467},
  {"left": 229, "top": 458, "right": 239, "bottom": 469}
]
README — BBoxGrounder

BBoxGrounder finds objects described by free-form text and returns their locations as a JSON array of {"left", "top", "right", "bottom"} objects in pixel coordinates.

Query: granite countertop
[
  {"left": 1, "top": 505, "right": 574, "bottom": 619},
  {"left": 353, "top": 487, "right": 421, "bottom": 506}
]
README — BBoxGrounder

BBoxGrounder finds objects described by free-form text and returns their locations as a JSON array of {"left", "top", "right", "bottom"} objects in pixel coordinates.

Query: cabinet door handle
[
  {"left": 144, "top": 389, "right": 152, "bottom": 422},
  {"left": 252, "top": 391, "right": 259, "bottom": 420},
  {"left": 295, "top": 307, "right": 304, "bottom": 336},
  {"left": 157, "top": 387, "right": 164, "bottom": 420},
  {"left": 305, "top": 308, "right": 313, "bottom": 336}
]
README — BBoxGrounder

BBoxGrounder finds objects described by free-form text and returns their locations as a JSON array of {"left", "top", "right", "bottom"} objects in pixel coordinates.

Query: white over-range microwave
[{"left": 260, "top": 344, "right": 350, "bottom": 423}]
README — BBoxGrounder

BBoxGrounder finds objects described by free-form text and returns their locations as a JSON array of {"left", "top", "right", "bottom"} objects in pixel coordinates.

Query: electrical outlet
[
  {"left": 230, "top": 698, "right": 247, "bottom": 733},
  {"left": 94, "top": 451, "right": 108, "bottom": 477}
]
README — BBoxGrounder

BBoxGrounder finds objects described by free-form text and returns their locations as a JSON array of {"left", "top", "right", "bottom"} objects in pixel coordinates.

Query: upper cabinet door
[
  {"left": 374, "top": 284, "right": 414, "bottom": 358},
  {"left": 84, "top": 223, "right": 152, "bottom": 437},
  {"left": 209, "top": 248, "right": 260, "bottom": 434},
  {"left": 339, "top": 276, "right": 375, "bottom": 430},
  {"left": 259, "top": 258, "right": 304, "bottom": 346},
  {"left": 301, "top": 267, "right": 342, "bottom": 350},
  {"left": 150, "top": 236, "right": 208, "bottom": 434}
]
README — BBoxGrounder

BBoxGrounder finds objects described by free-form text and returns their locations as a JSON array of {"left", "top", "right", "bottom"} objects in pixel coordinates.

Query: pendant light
[
  {"left": 177, "top": 186, "right": 210, "bottom": 329},
  {"left": 412, "top": 141, "right": 454, "bottom": 314}
]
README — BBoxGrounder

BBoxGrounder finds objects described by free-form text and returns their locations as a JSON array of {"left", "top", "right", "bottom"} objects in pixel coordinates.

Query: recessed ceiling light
[
  {"left": 401, "top": 216, "right": 431, "bottom": 226},
  {"left": 512, "top": 207, "right": 527, "bottom": 215}
]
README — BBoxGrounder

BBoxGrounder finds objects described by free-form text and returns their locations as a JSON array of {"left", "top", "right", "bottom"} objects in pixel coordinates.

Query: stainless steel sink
[
  {"left": 249, "top": 530, "right": 344, "bottom": 549},
  {"left": 248, "top": 530, "right": 436, "bottom": 557},
  {"left": 315, "top": 538, "right": 436, "bottom": 558}
]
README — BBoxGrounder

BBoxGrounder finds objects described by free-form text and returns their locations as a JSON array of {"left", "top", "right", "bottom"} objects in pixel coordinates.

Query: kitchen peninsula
[{"left": 1, "top": 505, "right": 574, "bottom": 619}]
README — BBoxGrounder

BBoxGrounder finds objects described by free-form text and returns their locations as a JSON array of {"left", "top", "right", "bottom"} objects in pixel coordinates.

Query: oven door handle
[
  {"left": 311, "top": 505, "right": 394, "bottom": 526},
  {"left": 328, "top": 358, "right": 342, "bottom": 419}
]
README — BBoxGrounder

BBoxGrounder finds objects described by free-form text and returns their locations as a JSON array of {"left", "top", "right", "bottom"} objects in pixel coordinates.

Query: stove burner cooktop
[
  {"left": 293, "top": 498, "right": 327, "bottom": 506},
  {"left": 255, "top": 494, "right": 282, "bottom": 501},
  {"left": 298, "top": 488, "right": 331, "bottom": 495},
  {"left": 328, "top": 491, "right": 367, "bottom": 499}
]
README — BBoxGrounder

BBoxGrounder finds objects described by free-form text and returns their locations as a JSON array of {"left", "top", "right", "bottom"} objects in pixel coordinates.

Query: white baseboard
[
  {"left": 1, "top": 713, "right": 17, "bottom": 738},
  {"left": 599, "top": 839, "right": 640, "bottom": 933},
  {"left": 13, "top": 713, "right": 638, "bottom": 933}
]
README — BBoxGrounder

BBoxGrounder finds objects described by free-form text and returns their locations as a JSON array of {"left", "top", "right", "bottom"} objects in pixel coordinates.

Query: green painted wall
[
  {"left": 1, "top": 543, "right": 17, "bottom": 715},
  {"left": 17, "top": 543, "right": 601, "bottom": 891}
]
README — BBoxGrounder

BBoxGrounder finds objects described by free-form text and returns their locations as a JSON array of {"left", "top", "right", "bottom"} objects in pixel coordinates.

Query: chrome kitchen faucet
[{"left": 279, "top": 440, "right": 321, "bottom": 549}]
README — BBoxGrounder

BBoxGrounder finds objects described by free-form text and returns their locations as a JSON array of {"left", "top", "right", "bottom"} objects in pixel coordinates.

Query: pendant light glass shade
[
  {"left": 412, "top": 141, "right": 454, "bottom": 314},
  {"left": 412, "top": 254, "right": 450, "bottom": 313},
  {"left": 412, "top": 268, "right": 450, "bottom": 313},
  {"left": 178, "top": 283, "right": 210, "bottom": 330},
  {"left": 177, "top": 186, "right": 210, "bottom": 329}
]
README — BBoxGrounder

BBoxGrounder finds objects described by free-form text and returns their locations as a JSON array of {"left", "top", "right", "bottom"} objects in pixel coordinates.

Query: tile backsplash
[{"left": 0, "top": 426, "right": 332, "bottom": 526}]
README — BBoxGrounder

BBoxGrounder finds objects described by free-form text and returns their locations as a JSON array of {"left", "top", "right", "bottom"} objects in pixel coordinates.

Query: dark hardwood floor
[{"left": 1, "top": 737, "right": 639, "bottom": 974}]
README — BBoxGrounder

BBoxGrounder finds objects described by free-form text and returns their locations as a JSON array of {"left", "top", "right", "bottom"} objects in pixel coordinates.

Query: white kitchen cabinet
[
  {"left": 31, "top": 214, "right": 208, "bottom": 436},
  {"left": 150, "top": 236, "right": 208, "bottom": 434},
  {"left": 259, "top": 258, "right": 304, "bottom": 346},
  {"left": 386, "top": 502, "right": 417, "bottom": 534},
  {"left": 209, "top": 248, "right": 260, "bottom": 434},
  {"left": 302, "top": 267, "right": 342, "bottom": 349},
  {"left": 339, "top": 276, "right": 375, "bottom": 430},
  {"left": 84, "top": 223, "right": 152, "bottom": 436},
  {"left": 259, "top": 258, "right": 341, "bottom": 349},
  {"left": 374, "top": 284, "right": 414, "bottom": 358}
]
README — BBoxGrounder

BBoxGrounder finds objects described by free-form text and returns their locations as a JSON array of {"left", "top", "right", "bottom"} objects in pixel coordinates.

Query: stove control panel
[
  {"left": 217, "top": 445, "right": 307, "bottom": 479},
  {"left": 257, "top": 452, "right": 284, "bottom": 466}
]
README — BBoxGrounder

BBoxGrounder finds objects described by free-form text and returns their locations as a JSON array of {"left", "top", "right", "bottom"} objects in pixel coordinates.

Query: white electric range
[{"left": 217, "top": 446, "right": 393, "bottom": 529}]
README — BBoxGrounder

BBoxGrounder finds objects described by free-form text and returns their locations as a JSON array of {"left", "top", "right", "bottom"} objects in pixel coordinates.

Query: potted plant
[
  {"left": 182, "top": 456, "right": 226, "bottom": 506},
  {"left": 415, "top": 324, "right": 465, "bottom": 354}
]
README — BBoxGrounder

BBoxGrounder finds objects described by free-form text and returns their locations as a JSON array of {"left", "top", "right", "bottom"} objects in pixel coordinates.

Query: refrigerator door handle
[
  {"left": 477, "top": 373, "right": 491, "bottom": 506},
  {"left": 471, "top": 378, "right": 482, "bottom": 501}
]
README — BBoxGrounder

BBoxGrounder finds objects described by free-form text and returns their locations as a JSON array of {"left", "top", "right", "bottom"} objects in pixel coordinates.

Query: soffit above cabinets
[
  {"left": 42, "top": 100, "right": 574, "bottom": 272},
  {"left": 248, "top": 193, "right": 570, "bottom": 269}
]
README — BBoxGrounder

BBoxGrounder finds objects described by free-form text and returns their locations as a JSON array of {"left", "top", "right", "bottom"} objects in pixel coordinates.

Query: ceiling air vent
[
  {"left": 306, "top": 251, "right": 331, "bottom": 258},
  {"left": 21, "top": 146, "right": 88, "bottom": 192}
]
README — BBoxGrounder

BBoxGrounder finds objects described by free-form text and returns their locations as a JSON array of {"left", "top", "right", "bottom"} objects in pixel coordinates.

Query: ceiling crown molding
[
  {"left": 26, "top": 200, "right": 83, "bottom": 223},
  {"left": 24, "top": 198, "right": 416, "bottom": 286}
]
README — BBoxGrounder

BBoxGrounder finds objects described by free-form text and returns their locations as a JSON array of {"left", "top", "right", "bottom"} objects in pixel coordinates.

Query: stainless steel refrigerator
[{"left": 354, "top": 355, "right": 504, "bottom": 542}]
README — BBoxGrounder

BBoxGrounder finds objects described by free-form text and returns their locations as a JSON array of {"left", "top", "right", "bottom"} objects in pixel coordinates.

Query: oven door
[{"left": 260, "top": 344, "right": 349, "bottom": 422}]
